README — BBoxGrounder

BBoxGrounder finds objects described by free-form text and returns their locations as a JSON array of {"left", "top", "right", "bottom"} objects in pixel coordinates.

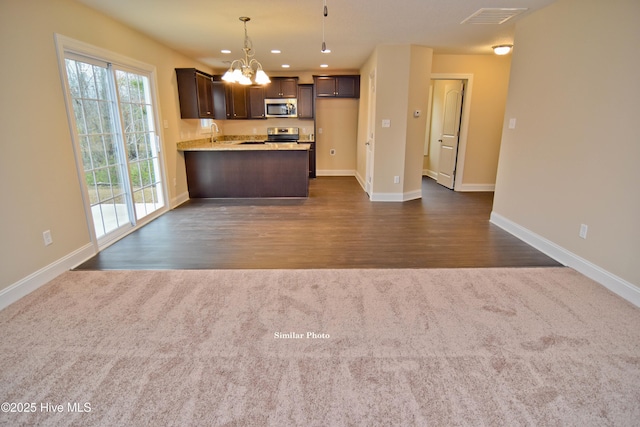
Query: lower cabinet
[
  {"left": 308, "top": 142, "right": 316, "bottom": 178},
  {"left": 184, "top": 149, "right": 309, "bottom": 198}
]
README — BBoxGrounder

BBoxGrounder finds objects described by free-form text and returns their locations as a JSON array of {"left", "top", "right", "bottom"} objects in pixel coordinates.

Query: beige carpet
[{"left": 1, "top": 268, "right": 639, "bottom": 426}]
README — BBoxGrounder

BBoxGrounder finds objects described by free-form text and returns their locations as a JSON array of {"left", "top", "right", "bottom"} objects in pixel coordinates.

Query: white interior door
[
  {"left": 365, "top": 70, "right": 376, "bottom": 195},
  {"left": 437, "top": 80, "right": 464, "bottom": 189}
]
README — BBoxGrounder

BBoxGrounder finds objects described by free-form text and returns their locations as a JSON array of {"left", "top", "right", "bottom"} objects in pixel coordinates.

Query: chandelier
[{"left": 221, "top": 17, "right": 270, "bottom": 85}]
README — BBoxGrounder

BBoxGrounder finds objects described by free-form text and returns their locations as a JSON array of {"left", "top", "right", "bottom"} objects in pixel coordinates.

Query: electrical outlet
[
  {"left": 43, "top": 230, "right": 53, "bottom": 246},
  {"left": 394, "top": 176, "right": 400, "bottom": 184},
  {"left": 579, "top": 224, "right": 588, "bottom": 239},
  {"left": 330, "top": 149, "right": 336, "bottom": 156}
]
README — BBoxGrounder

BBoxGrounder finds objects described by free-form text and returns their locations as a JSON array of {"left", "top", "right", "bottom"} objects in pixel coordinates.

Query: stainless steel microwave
[{"left": 264, "top": 99, "right": 297, "bottom": 118}]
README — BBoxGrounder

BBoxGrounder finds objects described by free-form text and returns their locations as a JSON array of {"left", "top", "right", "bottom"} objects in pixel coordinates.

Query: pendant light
[
  {"left": 321, "top": 0, "right": 331, "bottom": 53},
  {"left": 221, "top": 17, "right": 270, "bottom": 85}
]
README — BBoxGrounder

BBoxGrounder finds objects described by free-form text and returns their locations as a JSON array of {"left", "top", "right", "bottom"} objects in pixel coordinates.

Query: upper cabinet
[
  {"left": 297, "top": 84, "right": 314, "bottom": 119},
  {"left": 175, "top": 68, "right": 216, "bottom": 118},
  {"left": 212, "top": 77, "right": 266, "bottom": 120},
  {"left": 314, "top": 75, "right": 360, "bottom": 98},
  {"left": 224, "top": 84, "right": 248, "bottom": 119},
  {"left": 265, "top": 77, "right": 299, "bottom": 98},
  {"left": 248, "top": 86, "right": 266, "bottom": 119}
]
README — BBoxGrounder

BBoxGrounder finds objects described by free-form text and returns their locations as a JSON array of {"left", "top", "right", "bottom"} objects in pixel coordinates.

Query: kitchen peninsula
[{"left": 178, "top": 138, "right": 310, "bottom": 198}]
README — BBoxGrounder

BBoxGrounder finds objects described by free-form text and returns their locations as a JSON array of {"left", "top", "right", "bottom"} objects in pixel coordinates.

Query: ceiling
[{"left": 75, "top": 0, "right": 556, "bottom": 73}]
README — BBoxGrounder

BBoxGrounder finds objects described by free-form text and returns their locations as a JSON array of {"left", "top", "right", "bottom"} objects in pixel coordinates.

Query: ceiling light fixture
[
  {"left": 321, "top": 0, "right": 330, "bottom": 53},
  {"left": 221, "top": 17, "right": 270, "bottom": 85},
  {"left": 492, "top": 44, "right": 513, "bottom": 55}
]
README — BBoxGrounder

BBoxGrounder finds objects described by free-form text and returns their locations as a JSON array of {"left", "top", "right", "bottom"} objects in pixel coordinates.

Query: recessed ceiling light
[
  {"left": 271, "top": 49, "right": 281, "bottom": 54},
  {"left": 221, "top": 49, "right": 231, "bottom": 54},
  {"left": 320, "top": 64, "right": 328, "bottom": 68},
  {"left": 281, "top": 64, "right": 290, "bottom": 68}
]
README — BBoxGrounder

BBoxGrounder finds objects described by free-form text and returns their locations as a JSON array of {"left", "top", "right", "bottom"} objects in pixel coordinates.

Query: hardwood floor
[{"left": 75, "top": 177, "right": 560, "bottom": 270}]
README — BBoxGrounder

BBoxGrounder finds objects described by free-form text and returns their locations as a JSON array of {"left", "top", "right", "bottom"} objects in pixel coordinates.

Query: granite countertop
[{"left": 177, "top": 138, "right": 310, "bottom": 152}]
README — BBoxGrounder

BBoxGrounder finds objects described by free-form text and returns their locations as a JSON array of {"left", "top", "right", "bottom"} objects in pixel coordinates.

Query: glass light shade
[
  {"left": 493, "top": 45, "right": 513, "bottom": 55},
  {"left": 254, "top": 69, "right": 271, "bottom": 85},
  {"left": 221, "top": 69, "right": 235, "bottom": 82},
  {"left": 231, "top": 69, "right": 243, "bottom": 82},
  {"left": 238, "top": 74, "right": 252, "bottom": 85}
]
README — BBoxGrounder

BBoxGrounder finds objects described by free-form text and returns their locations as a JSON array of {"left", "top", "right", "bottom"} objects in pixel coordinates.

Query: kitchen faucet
[{"left": 210, "top": 122, "right": 219, "bottom": 143}]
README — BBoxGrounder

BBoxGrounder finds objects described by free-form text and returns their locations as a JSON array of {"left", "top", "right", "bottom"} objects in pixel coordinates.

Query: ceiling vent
[{"left": 461, "top": 8, "right": 528, "bottom": 24}]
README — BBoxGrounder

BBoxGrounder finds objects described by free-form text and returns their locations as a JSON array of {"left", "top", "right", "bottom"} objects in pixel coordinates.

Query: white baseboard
[
  {"left": 370, "top": 190, "right": 422, "bottom": 202},
  {"left": 316, "top": 170, "right": 356, "bottom": 176},
  {"left": 171, "top": 191, "right": 189, "bottom": 208},
  {"left": 490, "top": 211, "right": 640, "bottom": 308},
  {"left": 0, "top": 243, "right": 96, "bottom": 311},
  {"left": 456, "top": 183, "right": 495, "bottom": 192},
  {"left": 354, "top": 172, "right": 368, "bottom": 193},
  {"left": 423, "top": 169, "right": 438, "bottom": 180},
  {"left": 421, "top": 171, "right": 494, "bottom": 192}
]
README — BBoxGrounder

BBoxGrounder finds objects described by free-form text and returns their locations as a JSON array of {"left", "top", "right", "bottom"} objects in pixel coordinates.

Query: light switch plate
[{"left": 382, "top": 119, "right": 391, "bottom": 128}]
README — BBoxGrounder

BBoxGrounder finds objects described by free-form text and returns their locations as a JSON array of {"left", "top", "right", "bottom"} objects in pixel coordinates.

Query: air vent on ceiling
[{"left": 461, "top": 8, "right": 528, "bottom": 25}]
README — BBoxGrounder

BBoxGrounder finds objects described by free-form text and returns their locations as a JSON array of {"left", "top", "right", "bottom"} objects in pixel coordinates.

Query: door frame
[
  {"left": 365, "top": 69, "right": 376, "bottom": 196},
  {"left": 428, "top": 73, "right": 473, "bottom": 191},
  {"left": 54, "top": 34, "right": 169, "bottom": 252}
]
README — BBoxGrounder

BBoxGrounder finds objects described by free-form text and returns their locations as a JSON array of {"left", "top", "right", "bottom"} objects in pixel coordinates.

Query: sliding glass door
[
  {"left": 115, "top": 69, "right": 164, "bottom": 220},
  {"left": 62, "top": 53, "right": 165, "bottom": 247}
]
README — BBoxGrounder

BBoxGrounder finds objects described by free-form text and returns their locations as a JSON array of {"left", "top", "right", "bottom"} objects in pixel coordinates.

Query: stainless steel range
[{"left": 266, "top": 127, "right": 299, "bottom": 143}]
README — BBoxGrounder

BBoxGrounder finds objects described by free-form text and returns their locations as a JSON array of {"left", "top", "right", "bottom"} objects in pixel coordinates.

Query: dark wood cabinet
[
  {"left": 212, "top": 81, "right": 227, "bottom": 120},
  {"left": 248, "top": 86, "right": 266, "bottom": 119},
  {"left": 212, "top": 76, "right": 265, "bottom": 120},
  {"left": 175, "top": 68, "right": 215, "bottom": 118},
  {"left": 307, "top": 142, "right": 316, "bottom": 178},
  {"left": 225, "top": 84, "right": 248, "bottom": 119},
  {"left": 314, "top": 75, "right": 360, "bottom": 98},
  {"left": 265, "top": 77, "right": 299, "bottom": 98},
  {"left": 184, "top": 149, "right": 309, "bottom": 198},
  {"left": 297, "top": 84, "right": 314, "bottom": 119}
]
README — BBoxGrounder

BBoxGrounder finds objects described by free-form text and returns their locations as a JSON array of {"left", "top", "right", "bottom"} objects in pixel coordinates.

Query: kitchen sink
[{"left": 239, "top": 141, "right": 265, "bottom": 145}]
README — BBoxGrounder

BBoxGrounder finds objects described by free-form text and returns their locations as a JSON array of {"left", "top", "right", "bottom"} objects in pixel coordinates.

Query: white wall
[
  {"left": 493, "top": 0, "right": 640, "bottom": 291},
  {"left": 428, "top": 55, "right": 511, "bottom": 187},
  {"left": 0, "top": 0, "right": 213, "bottom": 295},
  {"left": 356, "top": 45, "right": 432, "bottom": 200},
  {"left": 316, "top": 99, "right": 359, "bottom": 175}
]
